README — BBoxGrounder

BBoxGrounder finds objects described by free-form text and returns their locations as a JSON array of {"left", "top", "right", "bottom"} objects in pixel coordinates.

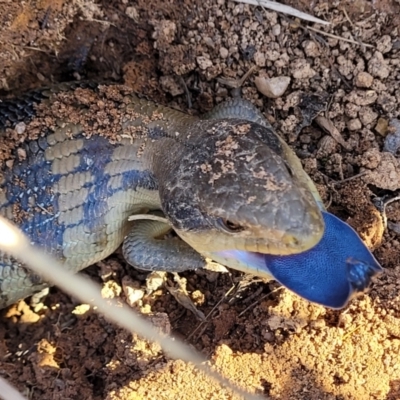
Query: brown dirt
[{"left": 1, "top": 0, "right": 400, "bottom": 399}]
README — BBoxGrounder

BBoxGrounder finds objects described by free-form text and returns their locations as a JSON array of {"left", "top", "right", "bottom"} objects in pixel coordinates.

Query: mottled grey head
[{"left": 154, "top": 119, "right": 324, "bottom": 256}]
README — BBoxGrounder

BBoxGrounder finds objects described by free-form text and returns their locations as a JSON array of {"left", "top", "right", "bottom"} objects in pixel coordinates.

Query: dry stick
[
  {"left": 238, "top": 287, "right": 282, "bottom": 317},
  {"left": 340, "top": 6, "right": 355, "bottom": 28},
  {"left": 178, "top": 75, "right": 193, "bottom": 109},
  {"left": 240, "top": 0, "right": 374, "bottom": 50},
  {"left": 233, "top": 0, "right": 330, "bottom": 25},
  {"left": 217, "top": 65, "right": 258, "bottom": 89},
  {"left": 332, "top": 171, "right": 368, "bottom": 186},
  {"left": 0, "top": 217, "right": 267, "bottom": 400},
  {"left": 22, "top": 46, "right": 51, "bottom": 53},
  {"left": 187, "top": 283, "right": 237, "bottom": 341},
  {"left": 306, "top": 26, "right": 374, "bottom": 48},
  {"left": 0, "top": 376, "right": 27, "bottom": 400}
]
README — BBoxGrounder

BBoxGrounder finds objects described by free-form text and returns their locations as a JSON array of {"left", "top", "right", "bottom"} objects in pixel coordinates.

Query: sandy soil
[{"left": 1, "top": 0, "right": 400, "bottom": 399}]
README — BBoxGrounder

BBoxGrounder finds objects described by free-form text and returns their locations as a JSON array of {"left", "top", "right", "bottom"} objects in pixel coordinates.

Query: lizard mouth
[{"left": 210, "top": 212, "right": 383, "bottom": 309}]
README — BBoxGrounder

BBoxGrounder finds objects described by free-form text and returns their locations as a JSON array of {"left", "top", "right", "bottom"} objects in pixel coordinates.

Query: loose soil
[{"left": 1, "top": 1, "right": 400, "bottom": 399}]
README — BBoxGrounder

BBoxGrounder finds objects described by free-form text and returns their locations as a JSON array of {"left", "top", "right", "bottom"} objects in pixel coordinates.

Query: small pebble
[
  {"left": 376, "top": 35, "right": 392, "bottom": 54},
  {"left": 291, "top": 59, "right": 316, "bottom": 79},
  {"left": 146, "top": 271, "right": 167, "bottom": 293},
  {"left": 36, "top": 72, "right": 45, "bottom": 81},
  {"left": 125, "top": 7, "right": 139, "bottom": 22},
  {"left": 17, "top": 148, "right": 27, "bottom": 161},
  {"left": 255, "top": 75, "right": 291, "bottom": 98},
  {"left": 368, "top": 51, "right": 390, "bottom": 79},
  {"left": 375, "top": 117, "right": 389, "bottom": 136},
  {"left": 302, "top": 40, "right": 320, "bottom": 57},
  {"left": 359, "top": 107, "right": 378, "bottom": 126},
  {"left": 316, "top": 135, "right": 337, "bottom": 158},
  {"left": 347, "top": 118, "right": 362, "bottom": 131},
  {"left": 271, "top": 24, "right": 281, "bottom": 36},
  {"left": 125, "top": 287, "right": 144, "bottom": 307},
  {"left": 15, "top": 122, "right": 26, "bottom": 134},
  {"left": 354, "top": 71, "right": 373, "bottom": 88},
  {"left": 219, "top": 47, "right": 229, "bottom": 58},
  {"left": 254, "top": 51, "right": 266, "bottom": 67},
  {"left": 204, "top": 36, "right": 214, "bottom": 48},
  {"left": 5, "top": 159, "right": 14, "bottom": 169},
  {"left": 72, "top": 304, "right": 91, "bottom": 315},
  {"left": 383, "top": 119, "right": 400, "bottom": 155},
  {"left": 101, "top": 280, "right": 122, "bottom": 299},
  {"left": 196, "top": 55, "right": 213, "bottom": 70},
  {"left": 122, "top": 276, "right": 145, "bottom": 307}
]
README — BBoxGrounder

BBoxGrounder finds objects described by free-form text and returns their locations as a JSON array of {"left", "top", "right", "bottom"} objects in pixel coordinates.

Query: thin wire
[
  {"left": 0, "top": 377, "right": 28, "bottom": 400},
  {"left": 0, "top": 216, "right": 268, "bottom": 400}
]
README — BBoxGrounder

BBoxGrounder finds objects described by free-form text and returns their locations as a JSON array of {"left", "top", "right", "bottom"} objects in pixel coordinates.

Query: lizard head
[
  {"left": 209, "top": 212, "right": 382, "bottom": 309},
  {"left": 151, "top": 117, "right": 381, "bottom": 309},
  {"left": 155, "top": 118, "right": 324, "bottom": 256}
]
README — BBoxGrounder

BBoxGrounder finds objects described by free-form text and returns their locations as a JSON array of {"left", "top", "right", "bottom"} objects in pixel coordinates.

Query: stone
[{"left": 255, "top": 76, "right": 291, "bottom": 98}]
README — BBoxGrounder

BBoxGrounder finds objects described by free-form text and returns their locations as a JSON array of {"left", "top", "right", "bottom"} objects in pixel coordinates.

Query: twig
[
  {"left": 238, "top": 287, "right": 282, "bottom": 317},
  {"left": 315, "top": 115, "right": 353, "bottom": 151},
  {"left": 232, "top": 0, "right": 330, "bottom": 25},
  {"left": 23, "top": 46, "right": 51, "bottom": 53},
  {"left": 187, "top": 284, "right": 237, "bottom": 341},
  {"left": 307, "top": 26, "right": 374, "bottom": 48},
  {"left": 217, "top": 65, "right": 257, "bottom": 89},
  {"left": 178, "top": 76, "right": 193, "bottom": 109},
  {"left": 332, "top": 171, "right": 368, "bottom": 186},
  {"left": 40, "top": 6, "right": 52, "bottom": 30},
  {"left": 341, "top": 7, "right": 355, "bottom": 28}
]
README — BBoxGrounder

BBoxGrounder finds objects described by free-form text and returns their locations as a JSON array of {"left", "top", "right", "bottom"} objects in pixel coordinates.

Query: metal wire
[{"left": 0, "top": 216, "right": 268, "bottom": 400}]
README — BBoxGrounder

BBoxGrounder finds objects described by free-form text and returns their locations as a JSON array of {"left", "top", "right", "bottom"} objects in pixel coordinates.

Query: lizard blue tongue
[
  {"left": 262, "top": 212, "right": 382, "bottom": 308},
  {"left": 212, "top": 212, "right": 382, "bottom": 309}
]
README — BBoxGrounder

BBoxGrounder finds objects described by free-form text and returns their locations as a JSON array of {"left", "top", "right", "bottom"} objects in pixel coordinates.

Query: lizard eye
[{"left": 216, "top": 218, "right": 244, "bottom": 233}]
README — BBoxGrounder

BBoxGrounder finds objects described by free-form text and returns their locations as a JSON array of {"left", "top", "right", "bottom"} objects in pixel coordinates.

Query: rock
[
  {"left": 363, "top": 152, "right": 400, "bottom": 191},
  {"left": 359, "top": 106, "right": 378, "bottom": 126},
  {"left": 125, "top": 6, "right": 138, "bottom": 21},
  {"left": 376, "top": 35, "right": 392, "bottom": 54},
  {"left": 383, "top": 119, "right": 400, "bottom": 155},
  {"left": 347, "top": 118, "right": 362, "bottom": 131},
  {"left": 375, "top": 118, "right": 389, "bottom": 136},
  {"left": 122, "top": 276, "right": 145, "bottom": 307},
  {"left": 255, "top": 75, "right": 291, "bottom": 98},
  {"left": 302, "top": 40, "right": 320, "bottom": 57},
  {"left": 291, "top": 59, "right": 316, "bottom": 79},
  {"left": 196, "top": 55, "right": 213, "bottom": 70},
  {"left": 368, "top": 51, "right": 390, "bottom": 79},
  {"left": 254, "top": 51, "right": 266, "bottom": 67},
  {"left": 14, "top": 122, "right": 26, "bottom": 134},
  {"left": 344, "top": 90, "right": 377, "bottom": 106},
  {"left": 271, "top": 24, "right": 281, "bottom": 36},
  {"left": 354, "top": 71, "right": 373, "bottom": 88},
  {"left": 219, "top": 47, "right": 229, "bottom": 58}
]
